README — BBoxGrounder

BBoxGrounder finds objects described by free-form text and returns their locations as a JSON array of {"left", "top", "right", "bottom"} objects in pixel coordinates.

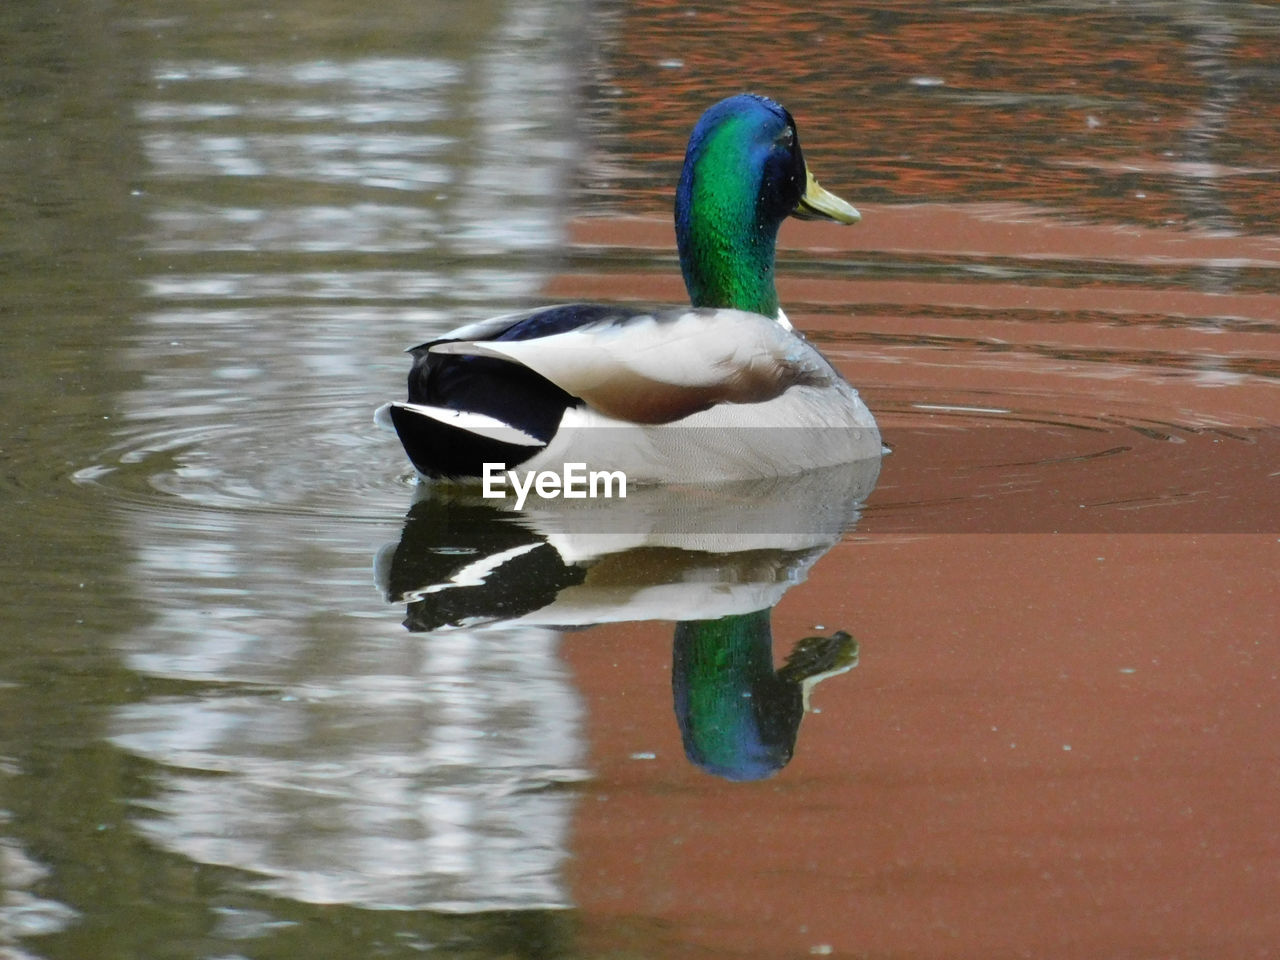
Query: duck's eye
[{"left": 775, "top": 126, "right": 795, "bottom": 149}]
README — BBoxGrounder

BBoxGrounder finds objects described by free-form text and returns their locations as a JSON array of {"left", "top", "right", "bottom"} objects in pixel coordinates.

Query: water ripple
[{"left": 73, "top": 401, "right": 413, "bottom": 523}]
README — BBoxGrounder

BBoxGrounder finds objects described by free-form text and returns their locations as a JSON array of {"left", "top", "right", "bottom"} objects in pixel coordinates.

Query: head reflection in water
[{"left": 672, "top": 610, "right": 859, "bottom": 781}]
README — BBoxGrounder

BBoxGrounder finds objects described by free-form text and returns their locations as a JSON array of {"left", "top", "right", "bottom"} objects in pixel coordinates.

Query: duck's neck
[
  {"left": 675, "top": 152, "right": 781, "bottom": 319},
  {"left": 672, "top": 609, "right": 799, "bottom": 781}
]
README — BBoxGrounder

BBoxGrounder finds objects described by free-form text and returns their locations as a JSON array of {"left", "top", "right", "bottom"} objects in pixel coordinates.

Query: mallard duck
[{"left": 376, "top": 93, "right": 880, "bottom": 483}]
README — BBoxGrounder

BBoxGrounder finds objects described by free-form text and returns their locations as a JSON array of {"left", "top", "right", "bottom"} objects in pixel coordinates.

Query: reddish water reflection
[
  {"left": 549, "top": 208, "right": 1276, "bottom": 533},
  {"left": 553, "top": 2, "right": 1278, "bottom": 956},
  {"left": 565, "top": 536, "right": 1277, "bottom": 958},
  {"left": 588, "top": 1, "right": 1280, "bottom": 230}
]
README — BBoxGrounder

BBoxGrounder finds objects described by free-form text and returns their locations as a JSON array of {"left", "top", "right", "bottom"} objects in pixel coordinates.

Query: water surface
[{"left": 1, "top": 1, "right": 1276, "bottom": 958}]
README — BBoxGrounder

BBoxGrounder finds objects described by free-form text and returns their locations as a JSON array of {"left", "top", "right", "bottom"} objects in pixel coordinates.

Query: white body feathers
[{"left": 377, "top": 305, "right": 881, "bottom": 484}]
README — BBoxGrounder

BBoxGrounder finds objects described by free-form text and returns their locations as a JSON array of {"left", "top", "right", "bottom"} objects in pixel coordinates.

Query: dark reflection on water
[
  {"left": 1, "top": 0, "right": 1277, "bottom": 957},
  {"left": 379, "top": 469, "right": 876, "bottom": 780}
]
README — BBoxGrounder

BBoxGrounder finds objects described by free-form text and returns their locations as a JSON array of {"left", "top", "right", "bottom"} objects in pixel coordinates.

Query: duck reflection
[
  {"left": 378, "top": 458, "right": 878, "bottom": 780},
  {"left": 674, "top": 613, "right": 858, "bottom": 781}
]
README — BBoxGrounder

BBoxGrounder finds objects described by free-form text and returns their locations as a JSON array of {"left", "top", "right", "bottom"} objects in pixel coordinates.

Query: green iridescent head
[{"left": 674, "top": 94, "right": 860, "bottom": 318}]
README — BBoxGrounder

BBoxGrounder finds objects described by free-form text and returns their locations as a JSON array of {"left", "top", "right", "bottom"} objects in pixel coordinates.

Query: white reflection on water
[
  {"left": 143, "top": 132, "right": 453, "bottom": 189},
  {"left": 143, "top": 270, "right": 534, "bottom": 302},
  {"left": 112, "top": 625, "right": 586, "bottom": 910},
  {"left": 148, "top": 204, "right": 440, "bottom": 253},
  {"left": 110, "top": 0, "right": 592, "bottom": 912},
  {"left": 138, "top": 99, "right": 451, "bottom": 124},
  {"left": 0, "top": 832, "right": 80, "bottom": 948},
  {"left": 152, "top": 57, "right": 463, "bottom": 91}
]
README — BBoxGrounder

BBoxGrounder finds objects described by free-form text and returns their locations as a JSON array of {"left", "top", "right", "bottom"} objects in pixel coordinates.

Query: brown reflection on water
[
  {"left": 566, "top": 205, "right": 1280, "bottom": 268},
  {"left": 565, "top": 535, "right": 1278, "bottom": 958},
  {"left": 551, "top": 4, "right": 1279, "bottom": 953},
  {"left": 547, "top": 207, "right": 1277, "bottom": 533},
  {"left": 587, "top": 0, "right": 1280, "bottom": 231}
]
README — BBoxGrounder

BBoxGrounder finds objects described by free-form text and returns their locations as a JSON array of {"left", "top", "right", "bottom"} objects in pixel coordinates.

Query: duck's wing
[
  {"left": 411, "top": 303, "right": 631, "bottom": 353},
  {"left": 429, "top": 306, "right": 833, "bottom": 424}
]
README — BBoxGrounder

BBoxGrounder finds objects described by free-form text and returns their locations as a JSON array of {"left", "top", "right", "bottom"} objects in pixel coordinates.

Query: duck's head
[{"left": 675, "top": 94, "right": 860, "bottom": 319}]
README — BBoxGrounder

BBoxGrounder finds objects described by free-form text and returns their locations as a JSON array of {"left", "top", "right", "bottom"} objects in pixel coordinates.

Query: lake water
[{"left": 1, "top": 1, "right": 1276, "bottom": 957}]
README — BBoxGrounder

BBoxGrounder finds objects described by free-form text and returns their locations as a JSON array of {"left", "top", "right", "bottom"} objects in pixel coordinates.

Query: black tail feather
[{"left": 387, "top": 405, "right": 546, "bottom": 480}]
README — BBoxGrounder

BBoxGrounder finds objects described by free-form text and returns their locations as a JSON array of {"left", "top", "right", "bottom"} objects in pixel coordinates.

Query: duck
[{"left": 375, "top": 93, "right": 881, "bottom": 484}]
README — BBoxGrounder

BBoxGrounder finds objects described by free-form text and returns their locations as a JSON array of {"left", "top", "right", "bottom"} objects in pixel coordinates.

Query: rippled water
[{"left": 1, "top": 1, "right": 1277, "bottom": 958}]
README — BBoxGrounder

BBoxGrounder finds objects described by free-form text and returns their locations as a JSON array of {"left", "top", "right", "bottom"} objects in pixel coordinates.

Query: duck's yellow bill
[{"left": 793, "top": 168, "right": 861, "bottom": 224}]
